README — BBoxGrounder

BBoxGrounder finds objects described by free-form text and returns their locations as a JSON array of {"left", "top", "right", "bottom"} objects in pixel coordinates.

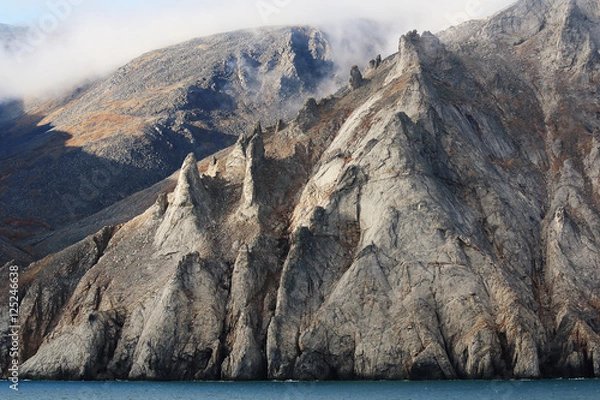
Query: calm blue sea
[{"left": 3, "top": 380, "right": 600, "bottom": 399}]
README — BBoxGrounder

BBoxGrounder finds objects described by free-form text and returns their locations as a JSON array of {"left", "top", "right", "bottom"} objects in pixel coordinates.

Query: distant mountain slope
[
  {"left": 0, "top": 234, "right": 32, "bottom": 266},
  {"left": 0, "top": 26, "right": 335, "bottom": 256},
  {"left": 6, "top": 0, "right": 600, "bottom": 381}
]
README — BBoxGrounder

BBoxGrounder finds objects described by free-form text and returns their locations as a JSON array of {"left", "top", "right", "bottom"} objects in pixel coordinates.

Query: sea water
[{"left": 3, "top": 379, "right": 600, "bottom": 399}]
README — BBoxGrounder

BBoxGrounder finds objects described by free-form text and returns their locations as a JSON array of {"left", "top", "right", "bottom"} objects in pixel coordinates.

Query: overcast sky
[{"left": 0, "top": 0, "right": 516, "bottom": 98}]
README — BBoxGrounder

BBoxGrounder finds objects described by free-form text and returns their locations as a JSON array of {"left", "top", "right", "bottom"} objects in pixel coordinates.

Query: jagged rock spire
[
  {"left": 252, "top": 121, "right": 263, "bottom": 136},
  {"left": 275, "top": 119, "right": 285, "bottom": 133},
  {"left": 226, "top": 122, "right": 265, "bottom": 177},
  {"left": 172, "top": 153, "right": 209, "bottom": 208},
  {"left": 371, "top": 54, "right": 382, "bottom": 69},
  {"left": 365, "top": 54, "right": 383, "bottom": 76},
  {"left": 239, "top": 125, "right": 265, "bottom": 217},
  {"left": 349, "top": 65, "right": 364, "bottom": 90},
  {"left": 294, "top": 97, "right": 319, "bottom": 130},
  {"left": 154, "top": 153, "right": 210, "bottom": 253},
  {"left": 207, "top": 156, "right": 219, "bottom": 177}
]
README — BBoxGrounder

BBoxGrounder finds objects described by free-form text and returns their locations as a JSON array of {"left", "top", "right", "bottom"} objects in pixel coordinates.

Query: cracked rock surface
[{"left": 3, "top": 0, "right": 600, "bottom": 380}]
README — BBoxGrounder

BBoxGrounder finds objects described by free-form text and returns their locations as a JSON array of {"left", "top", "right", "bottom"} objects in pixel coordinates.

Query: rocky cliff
[{"left": 3, "top": 0, "right": 600, "bottom": 380}]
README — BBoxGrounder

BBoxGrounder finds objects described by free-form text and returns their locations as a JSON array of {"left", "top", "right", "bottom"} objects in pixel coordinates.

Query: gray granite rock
[{"left": 5, "top": 0, "right": 600, "bottom": 381}]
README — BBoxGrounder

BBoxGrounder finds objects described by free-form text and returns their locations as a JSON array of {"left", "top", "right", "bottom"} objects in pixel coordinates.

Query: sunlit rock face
[{"left": 3, "top": 0, "right": 600, "bottom": 381}]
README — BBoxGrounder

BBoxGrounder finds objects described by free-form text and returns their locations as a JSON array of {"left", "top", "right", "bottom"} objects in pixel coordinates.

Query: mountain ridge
[
  {"left": 0, "top": 25, "right": 338, "bottom": 259},
  {"left": 3, "top": 0, "right": 600, "bottom": 381}
]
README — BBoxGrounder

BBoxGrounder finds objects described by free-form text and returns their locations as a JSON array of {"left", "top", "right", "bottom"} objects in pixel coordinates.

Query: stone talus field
[{"left": 2, "top": 0, "right": 600, "bottom": 380}]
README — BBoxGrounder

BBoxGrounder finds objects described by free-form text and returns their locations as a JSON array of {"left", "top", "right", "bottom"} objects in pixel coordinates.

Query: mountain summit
[{"left": 3, "top": 0, "right": 600, "bottom": 381}]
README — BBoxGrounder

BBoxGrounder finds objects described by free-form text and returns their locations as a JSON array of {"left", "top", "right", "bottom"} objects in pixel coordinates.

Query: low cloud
[{"left": 0, "top": 0, "right": 515, "bottom": 99}]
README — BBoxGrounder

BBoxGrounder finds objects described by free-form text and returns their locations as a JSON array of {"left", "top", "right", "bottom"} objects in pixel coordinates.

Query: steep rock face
[
  {"left": 439, "top": 0, "right": 600, "bottom": 377},
  {"left": 6, "top": 0, "right": 600, "bottom": 381},
  {"left": 0, "top": 226, "right": 117, "bottom": 377},
  {"left": 267, "top": 30, "right": 548, "bottom": 378},
  {"left": 16, "top": 120, "right": 309, "bottom": 379},
  {"left": 17, "top": 154, "right": 229, "bottom": 380}
]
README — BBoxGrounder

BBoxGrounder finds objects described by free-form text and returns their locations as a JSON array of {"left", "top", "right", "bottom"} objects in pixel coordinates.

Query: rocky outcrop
[
  {"left": 349, "top": 66, "right": 365, "bottom": 90},
  {"left": 5, "top": 0, "right": 600, "bottom": 381},
  {"left": 238, "top": 123, "right": 266, "bottom": 219},
  {"left": 154, "top": 153, "right": 211, "bottom": 254}
]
